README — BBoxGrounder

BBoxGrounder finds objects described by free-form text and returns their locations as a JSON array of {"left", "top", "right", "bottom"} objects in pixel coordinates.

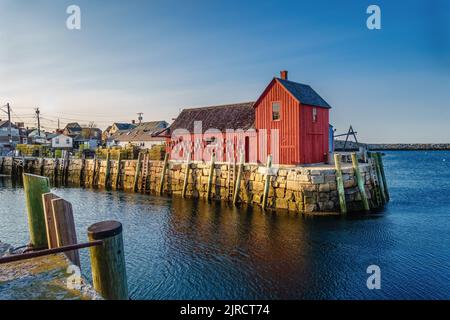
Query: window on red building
[{"left": 272, "top": 102, "right": 280, "bottom": 120}]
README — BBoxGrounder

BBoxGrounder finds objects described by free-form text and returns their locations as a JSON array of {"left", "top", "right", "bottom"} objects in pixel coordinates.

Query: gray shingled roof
[
  {"left": 276, "top": 78, "right": 331, "bottom": 108},
  {"left": 165, "top": 102, "right": 255, "bottom": 134},
  {"left": 112, "top": 121, "right": 168, "bottom": 141},
  {"left": 114, "top": 123, "right": 136, "bottom": 131}
]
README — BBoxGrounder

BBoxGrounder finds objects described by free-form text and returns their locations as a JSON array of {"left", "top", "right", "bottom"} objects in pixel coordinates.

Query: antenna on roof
[{"left": 137, "top": 112, "right": 143, "bottom": 124}]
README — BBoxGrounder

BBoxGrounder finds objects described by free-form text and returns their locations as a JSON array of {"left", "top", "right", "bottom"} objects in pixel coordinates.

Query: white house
[
  {"left": 51, "top": 134, "right": 73, "bottom": 149},
  {"left": 109, "top": 121, "right": 168, "bottom": 149}
]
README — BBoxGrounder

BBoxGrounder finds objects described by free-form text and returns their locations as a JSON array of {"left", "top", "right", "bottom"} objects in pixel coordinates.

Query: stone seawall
[{"left": 0, "top": 156, "right": 384, "bottom": 214}]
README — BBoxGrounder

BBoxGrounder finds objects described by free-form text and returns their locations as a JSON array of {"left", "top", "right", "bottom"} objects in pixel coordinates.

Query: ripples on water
[{"left": 1, "top": 151, "right": 450, "bottom": 299}]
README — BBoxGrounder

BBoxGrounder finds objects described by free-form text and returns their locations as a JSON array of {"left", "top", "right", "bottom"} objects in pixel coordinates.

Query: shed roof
[
  {"left": 276, "top": 78, "right": 331, "bottom": 108},
  {"left": 164, "top": 102, "right": 255, "bottom": 135},
  {"left": 112, "top": 121, "right": 168, "bottom": 141}
]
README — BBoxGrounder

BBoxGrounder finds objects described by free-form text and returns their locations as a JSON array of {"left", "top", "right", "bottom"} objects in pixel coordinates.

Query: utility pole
[
  {"left": 35, "top": 107, "right": 41, "bottom": 138},
  {"left": 58, "top": 118, "right": 60, "bottom": 131},
  {"left": 137, "top": 112, "right": 143, "bottom": 125},
  {"left": 6, "top": 103, "right": 12, "bottom": 145}
]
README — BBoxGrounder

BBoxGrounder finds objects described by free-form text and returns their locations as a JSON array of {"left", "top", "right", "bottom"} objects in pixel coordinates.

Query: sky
[{"left": 0, "top": 0, "right": 449, "bottom": 143}]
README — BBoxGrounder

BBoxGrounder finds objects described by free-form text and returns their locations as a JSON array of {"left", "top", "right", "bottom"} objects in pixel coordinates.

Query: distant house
[
  {"left": 110, "top": 121, "right": 168, "bottom": 148},
  {"left": 103, "top": 122, "right": 137, "bottom": 145},
  {"left": 0, "top": 120, "right": 20, "bottom": 149},
  {"left": 63, "top": 123, "right": 83, "bottom": 137},
  {"left": 28, "top": 129, "right": 48, "bottom": 145},
  {"left": 51, "top": 134, "right": 73, "bottom": 149}
]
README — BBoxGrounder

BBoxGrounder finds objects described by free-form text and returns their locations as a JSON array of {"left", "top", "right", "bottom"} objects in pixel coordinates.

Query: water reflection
[{"left": 2, "top": 151, "right": 450, "bottom": 299}]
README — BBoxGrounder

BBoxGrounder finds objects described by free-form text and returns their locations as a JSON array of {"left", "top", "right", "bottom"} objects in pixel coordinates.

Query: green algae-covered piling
[
  {"left": 133, "top": 152, "right": 143, "bottom": 192},
  {"left": 376, "top": 152, "right": 390, "bottom": 201},
  {"left": 88, "top": 220, "right": 128, "bottom": 300},
  {"left": 334, "top": 154, "right": 347, "bottom": 214},
  {"left": 351, "top": 153, "right": 370, "bottom": 211},
  {"left": 23, "top": 173, "right": 51, "bottom": 249}
]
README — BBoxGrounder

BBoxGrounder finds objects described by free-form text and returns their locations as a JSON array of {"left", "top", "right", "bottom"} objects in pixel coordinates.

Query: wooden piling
[
  {"left": 23, "top": 173, "right": 51, "bottom": 248},
  {"left": 233, "top": 152, "right": 245, "bottom": 205},
  {"left": 51, "top": 198, "right": 80, "bottom": 267},
  {"left": 80, "top": 154, "right": 86, "bottom": 187},
  {"left": 158, "top": 153, "right": 169, "bottom": 195},
  {"left": 133, "top": 152, "right": 143, "bottom": 192},
  {"left": 206, "top": 153, "right": 216, "bottom": 200},
  {"left": 182, "top": 153, "right": 191, "bottom": 198},
  {"left": 105, "top": 151, "right": 111, "bottom": 188},
  {"left": 88, "top": 220, "right": 128, "bottom": 300},
  {"left": 262, "top": 154, "right": 273, "bottom": 210},
  {"left": 39, "top": 157, "right": 45, "bottom": 176},
  {"left": 92, "top": 155, "right": 98, "bottom": 186},
  {"left": 376, "top": 152, "right": 389, "bottom": 201},
  {"left": 334, "top": 154, "right": 347, "bottom": 214},
  {"left": 351, "top": 153, "right": 370, "bottom": 211},
  {"left": 373, "top": 153, "right": 387, "bottom": 204},
  {"left": 368, "top": 153, "right": 382, "bottom": 207},
  {"left": 114, "top": 152, "right": 122, "bottom": 190}
]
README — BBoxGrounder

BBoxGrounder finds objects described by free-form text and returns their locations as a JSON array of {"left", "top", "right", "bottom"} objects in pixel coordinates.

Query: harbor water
[{"left": 1, "top": 151, "right": 450, "bottom": 299}]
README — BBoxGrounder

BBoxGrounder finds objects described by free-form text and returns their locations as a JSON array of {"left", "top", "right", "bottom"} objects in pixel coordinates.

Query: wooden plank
[
  {"left": 368, "top": 153, "right": 382, "bottom": 207},
  {"left": 262, "top": 154, "right": 273, "bottom": 209},
  {"left": 42, "top": 192, "right": 61, "bottom": 249},
  {"left": 51, "top": 198, "right": 80, "bottom": 267},
  {"left": 351, "top": 153, "right": 370, "bottom": 211},
  {"left": 182, "top": 152, "right": 191, "bottom": 198},
  {"left": 334, "top": 154, "right": 347, "bottom": 214}
]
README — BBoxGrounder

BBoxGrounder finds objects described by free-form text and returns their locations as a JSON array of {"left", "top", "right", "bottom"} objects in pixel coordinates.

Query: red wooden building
[
  {"left": 254, "top": 70, "right": 331, "bottom": 164},
  {"left": 161, "top": 71, "right": 331, "bottom": 165}
]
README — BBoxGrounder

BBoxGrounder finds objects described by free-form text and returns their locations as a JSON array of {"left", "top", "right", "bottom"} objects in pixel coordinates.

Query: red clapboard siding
[{"left": 254, "top": 79, "right": 330, "bottom": 165}]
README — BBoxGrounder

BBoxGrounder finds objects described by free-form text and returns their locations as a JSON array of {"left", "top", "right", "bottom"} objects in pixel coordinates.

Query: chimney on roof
[
  {"left": 132, "top": 120, "right": 135, "bottom": 124},
  {"left": 280, "top": 70, "right": 288, "bottom": 80}
]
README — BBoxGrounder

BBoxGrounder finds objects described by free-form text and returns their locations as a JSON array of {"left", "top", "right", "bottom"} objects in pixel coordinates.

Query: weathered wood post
[
  {"left": 158, "top": 153, "right": 169, "bottom": 195},
  {"left": 334, "top": 154, "right": 347, "bottom": 214},
  {"left": 233, "top": 152, "right": 245, "bottom": 205},
  {"left": 182, "top": 152, "right": 191, "bottom": 198},
  {"left": 262, "top": 154, "right": 273, "bottom": 210},
  {"left": 105, "top": 151, "right": 111, "bottom": 188},
  {"left": 23, "top": 173, "right": 51, "bottom": 249},
  {"left": 92, "top": 155, "right": 98, "bottom": 186},
  {"left": 368, "top": 153, "right": 382, "bottom": 208},
  {"left": 88, "top": 221, "right": 128, "bottom": 300},
  {"left": 133, "top": 152, "right": 143, "bottom": 192},
  {"left": 80, "top": 153, "right": 86, "bottom": 187},
  {"left": 52, "top": 198, "right": 81, "bottom": 267},
  {"left": 351, "top": 153, "right": 370, "bottom": 211},
  {"left": 373, "top": 153, "right": 387, "bottom": 204},
  {"left": 42, "top": 192, "right": 60, "bottom": 249},
  {"left": 376, "top": 152, "right": 389, "bottom": 201},
  {"left": 206, "top": 152, "right": 216, "bottom": 200},
  {"left": 39, "top": 157, "right": 45, "bottom": 176},
  {"left": 114, "top": 152, "right": 122, "bottom": 190}
]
